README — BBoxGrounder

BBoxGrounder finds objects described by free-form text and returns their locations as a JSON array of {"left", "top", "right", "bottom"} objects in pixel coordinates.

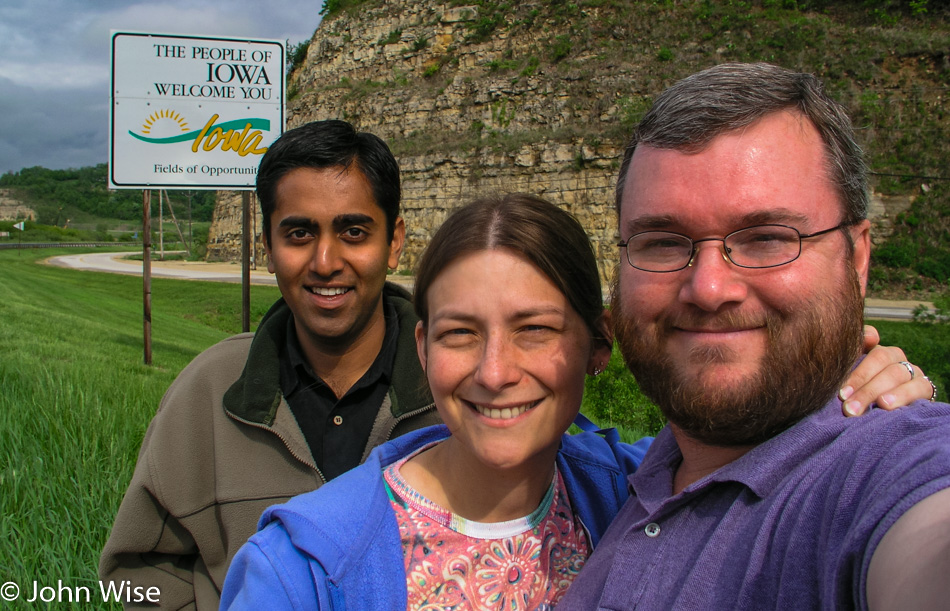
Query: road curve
[{"left": 47, "top": 251, "right": 278, "bottom": 285}]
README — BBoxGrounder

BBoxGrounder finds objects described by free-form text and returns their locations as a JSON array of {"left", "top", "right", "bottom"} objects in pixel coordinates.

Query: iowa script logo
[{"left": 129, "top": 112, "right": 270, "bottom": 158}]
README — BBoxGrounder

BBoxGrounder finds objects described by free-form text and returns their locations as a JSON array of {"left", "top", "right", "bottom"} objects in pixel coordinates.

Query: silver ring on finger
[
  {"left": 924, "top": 375, "right": 937, "bottom": 402},
  {"left": 898, "top": 361, "right": 915, "bottom": 381}
]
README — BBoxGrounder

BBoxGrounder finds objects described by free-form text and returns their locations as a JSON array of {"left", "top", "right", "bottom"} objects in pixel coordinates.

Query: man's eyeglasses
[{"left": 617, "top": 223, "right": 849, "bottom": 273}]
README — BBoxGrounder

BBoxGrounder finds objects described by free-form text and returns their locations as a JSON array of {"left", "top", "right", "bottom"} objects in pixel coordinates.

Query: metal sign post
[
  {"left": 14, "top": 221, "right": 24, "bottom": 253},
  {"left": 242, "top": 192, "right": 251, "bottom": 333},
  {"left": 143, "top": 190, "right": 153, "bottom": 365}
]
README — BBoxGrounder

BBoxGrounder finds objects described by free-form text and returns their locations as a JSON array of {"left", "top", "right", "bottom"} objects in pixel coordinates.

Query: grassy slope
[{"left": 0, "top": 249, "right": 280, "bottom": 608}]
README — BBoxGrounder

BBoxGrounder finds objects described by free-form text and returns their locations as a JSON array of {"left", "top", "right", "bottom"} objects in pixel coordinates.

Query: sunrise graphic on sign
[{"left": 141, "top": 109, "right": 190, "bottom": 135}]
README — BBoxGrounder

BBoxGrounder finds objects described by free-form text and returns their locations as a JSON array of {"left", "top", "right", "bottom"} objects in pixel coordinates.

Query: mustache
[{"left": 664, "top": 309, "right": 779, "bottom": 333}]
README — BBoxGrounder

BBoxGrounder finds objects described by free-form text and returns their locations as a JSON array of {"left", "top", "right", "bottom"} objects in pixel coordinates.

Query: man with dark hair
[
  {"left": 100, "top": 120, "right": 439, "bottom": 609},
  {"left": 560, "top": 63, "right": 950, "bottom": 609}
]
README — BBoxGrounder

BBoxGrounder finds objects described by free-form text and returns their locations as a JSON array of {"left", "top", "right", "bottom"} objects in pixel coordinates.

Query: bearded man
[{"left": 560, "top": 63, "right": 950, "bottom": 610}]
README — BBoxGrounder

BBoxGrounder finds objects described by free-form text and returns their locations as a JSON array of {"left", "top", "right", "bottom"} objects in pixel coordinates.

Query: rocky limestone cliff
[
  {"left": 0, "top": 189, "right": 36, "bottom": 221},
  {"left": 207, "top": 1, "right": 944, "bottom": 280},
  {"left": 208, "top": 2, "right": 629, "bottom": 276}
]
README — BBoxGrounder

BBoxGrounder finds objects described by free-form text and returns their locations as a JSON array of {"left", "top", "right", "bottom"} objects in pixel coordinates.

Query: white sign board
[{"left": 110, "top": 32, "right": 284, "bottom": 190}]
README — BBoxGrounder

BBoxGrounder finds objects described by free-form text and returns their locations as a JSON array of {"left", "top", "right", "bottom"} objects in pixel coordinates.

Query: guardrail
[{"left": 0, "top": 242, "right": 142, "bottom": 250}]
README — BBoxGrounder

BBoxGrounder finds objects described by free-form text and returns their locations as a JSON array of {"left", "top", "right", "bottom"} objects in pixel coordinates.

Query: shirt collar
[
  {"left": 630, "top": 396, "right": 850, "bottom": 512},
  {"left": 280, "top": 297, "right": 400, "bottom": 399}
]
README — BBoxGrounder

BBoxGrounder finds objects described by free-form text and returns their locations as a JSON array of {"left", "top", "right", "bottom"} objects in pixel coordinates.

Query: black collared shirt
[{"left": 279, "top": 299, "right": 399, "bottom": 480}]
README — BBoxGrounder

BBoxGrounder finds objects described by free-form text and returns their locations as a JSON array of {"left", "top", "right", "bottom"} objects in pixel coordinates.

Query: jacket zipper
[
  {"left": 385, "top": 402, "right": 437, "bottom": 440},
  {"left": 224, "top": 410, "right": 328, "bottom": 484}
]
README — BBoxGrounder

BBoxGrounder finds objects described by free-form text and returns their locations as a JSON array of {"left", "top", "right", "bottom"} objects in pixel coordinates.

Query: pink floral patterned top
[{"left": 382, "top": 445, "right": 591, "bottom": 610}]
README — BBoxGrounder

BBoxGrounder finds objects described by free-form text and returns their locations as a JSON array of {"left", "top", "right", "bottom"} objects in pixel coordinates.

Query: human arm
[
  {"left": 866, "top": 486, "right": 950, "bottom": 610},
  {"left": 98, "top": 450, "right": 206, "bottom": 610},
  {"left": 838, "top": 324, "right": 936, "bottom": 416}
]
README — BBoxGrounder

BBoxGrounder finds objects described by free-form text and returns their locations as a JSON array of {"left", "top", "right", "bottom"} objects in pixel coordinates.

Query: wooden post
[
  {"left": 143, "top": 190, "right": 152, "bottom": 365},
  {"left": 242, "top": 190, "right": 251, "bottom": 333}
]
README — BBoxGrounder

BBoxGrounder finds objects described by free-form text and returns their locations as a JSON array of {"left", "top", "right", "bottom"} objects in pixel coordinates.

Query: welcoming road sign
[{"left": 110, "top": 31, "right": 284, "bottom": 190}]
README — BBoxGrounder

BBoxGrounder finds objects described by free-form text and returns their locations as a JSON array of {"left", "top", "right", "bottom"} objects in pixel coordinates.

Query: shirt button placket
[
  {"left": 332, "top": 415, "right": 343, "bottom": 426},
  {"left": 644, "top": 522, "right": 661, "bottom": 538}
]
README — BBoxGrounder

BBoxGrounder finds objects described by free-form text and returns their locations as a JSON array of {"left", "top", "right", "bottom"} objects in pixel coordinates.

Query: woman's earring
[{"left": 592, "top": 364, "right": 604, "bottom": 376}]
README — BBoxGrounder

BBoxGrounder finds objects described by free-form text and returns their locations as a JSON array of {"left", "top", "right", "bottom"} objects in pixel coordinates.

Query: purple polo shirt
[{"left": 559, "top": 398, "right": 950, "bottom": 610}]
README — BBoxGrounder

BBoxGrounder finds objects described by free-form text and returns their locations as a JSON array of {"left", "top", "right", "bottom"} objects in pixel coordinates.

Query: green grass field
[
  {"left": 0, "top": 249, "right": 281, "bottom": 609},
  {"left": 0, "top": 247, "right": 946, "bottom": 609}
]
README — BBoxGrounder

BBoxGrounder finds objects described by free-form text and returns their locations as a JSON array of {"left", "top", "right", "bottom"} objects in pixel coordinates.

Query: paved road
[
  {"left": 47, "top": 251, "right": 927, "bottom": 320},
  {"left": 47, "top": 251, "right": 278, "bottom": 285}
]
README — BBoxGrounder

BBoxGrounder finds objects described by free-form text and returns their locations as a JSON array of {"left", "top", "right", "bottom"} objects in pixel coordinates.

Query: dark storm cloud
[
  {"left": 0, "top": 0, "right": 321, "bottom": 174},
  {"left": 0, "top": 78, "right": 107, "bottom": 173}
]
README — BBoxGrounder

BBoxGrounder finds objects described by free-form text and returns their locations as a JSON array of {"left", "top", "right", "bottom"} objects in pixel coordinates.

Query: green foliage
[
  {"left": 189, "top": 224, "right": 211, "bottom": 260},
  {"left": 286, "top": 38, "right": 310, "bottom": 74},
  {"left": 320, "top": 0, "right": 372, "bottom": 16},
  {"left": 392, "top": 67, "right": 410, "bottom": 87},
  {"left": 873, "top": 234, "right": 917, "bottom": 268},
  {"left": 912, "top": 291, "right": 950, "bottom": 325},
  {"left": 522, "top": 8, "right": 542, "bottom": 27},
  {"left": 871, "top": 183, "right": 950, "bottom": 287},
  {"left": 617, "top": 96, "right": 652, "bottom": 132},
  {"left": 486, "top": 58, "right": 521, "bottom": 72},
  {"left": 582, "top": 345, "right": 665, "bottom": 439},
  {"left": 490, "top": 99, "right": 516, "bottom": 128},
  {"left": 466, "top": 3, "right": 509, "bottom": 43},
  {"left": 338, "top": 76, "right": 390, "bottom": 101},
  {"left": 0, "top": 165, "right": 216, "bottom": 225},
  {"left": 909, "top": 0, "right": 929, "bottom": 15},
  {"left": 470, "top": 120, "right": 486, "bottom": 137},
  {"left": 321, "top": 0, "right": 342, "bottom": 15},
  {"left": 411, "top": 35, "right": 429, "bottom": 52},
  {"left": 379, "top": 28, "right": 403, "bottom": 46},
  {"left": 549, "top": 34, "right": 573, "bottom": 62},
  {"left": 521, "top": 55, "right": 541, "bottom": 77},
  {"left": 657, "top": 46, "right": 674, "bottom": 61},
  {"left": 0, "top": 220, "right": 98, "bottom": 242}
]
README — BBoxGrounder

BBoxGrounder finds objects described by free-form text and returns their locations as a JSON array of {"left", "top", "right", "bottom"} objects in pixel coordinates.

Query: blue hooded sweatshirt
[{"left": 221, "top": 424, "right": 651, "bottom": 610}]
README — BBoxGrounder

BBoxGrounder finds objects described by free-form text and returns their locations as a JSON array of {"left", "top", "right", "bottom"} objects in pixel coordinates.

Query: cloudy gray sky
[{"left": 0, "top": 0, "right": 322, "bottom": 175}]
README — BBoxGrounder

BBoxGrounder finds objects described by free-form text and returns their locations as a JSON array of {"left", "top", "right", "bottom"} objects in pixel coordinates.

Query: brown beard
[{"left": 611, "top": 265, "right": 865, "bottom": 447}]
